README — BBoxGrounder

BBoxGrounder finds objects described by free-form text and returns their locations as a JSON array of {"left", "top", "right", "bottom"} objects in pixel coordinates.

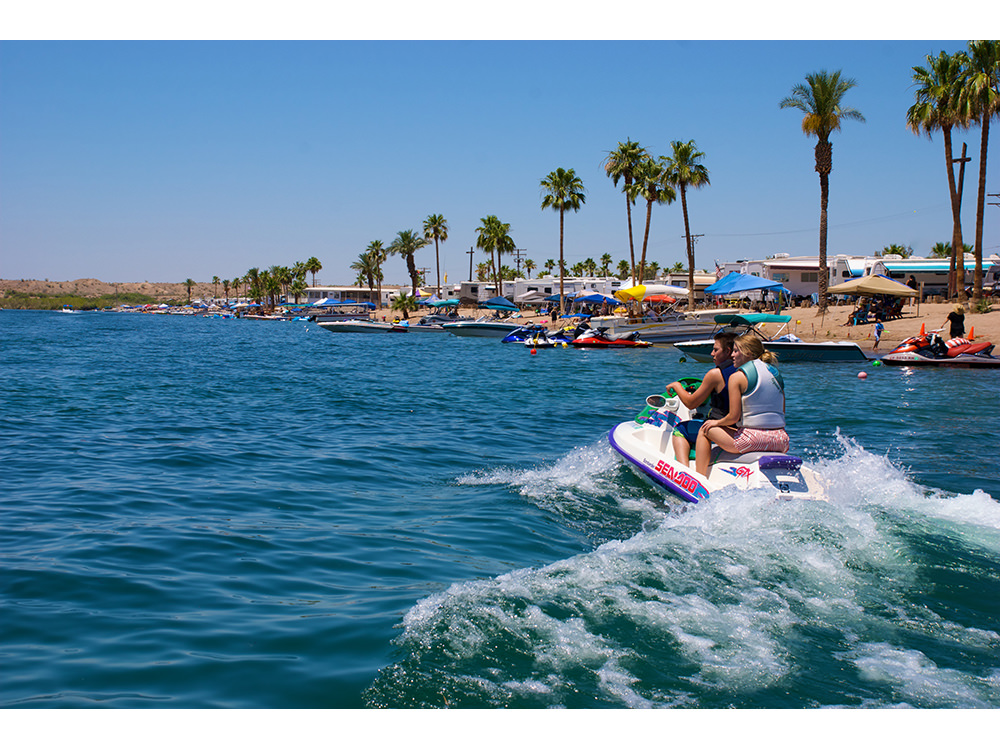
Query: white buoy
[{"left": 857, "top": 371, "right": 867, "bottom": 379}]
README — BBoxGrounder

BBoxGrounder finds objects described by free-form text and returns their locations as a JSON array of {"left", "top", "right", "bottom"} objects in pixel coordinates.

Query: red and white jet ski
[
  {"left": 570, "top": 326, "right": 652, "bottom": 349},
  {"left": 881, "top": 328, "right": 998, "bottom": 368}
]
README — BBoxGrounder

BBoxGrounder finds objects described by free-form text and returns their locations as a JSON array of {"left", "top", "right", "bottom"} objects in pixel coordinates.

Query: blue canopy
[
  {"left": 481, "top": 296, "right": 518, "bottom": 311},
  {"left": 705, "top": 272, "right": 783, "bottom": 295},
  {"left": 575, "top": 293, "right": 617, "bottom": 305}
]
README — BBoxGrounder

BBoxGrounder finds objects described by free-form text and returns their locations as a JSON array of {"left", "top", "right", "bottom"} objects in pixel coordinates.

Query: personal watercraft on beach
[
  {"left": 881, "top": 329, "right": 999, "bottom": 368},
  {"left": 571, "top": 327, "right": 652, "bottom": 348},
  {"left": 608, "top": 377, "right": 826, "bottom": 504}
]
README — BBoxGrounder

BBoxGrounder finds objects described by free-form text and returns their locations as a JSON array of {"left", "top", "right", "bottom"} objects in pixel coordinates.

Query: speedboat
[
  {"left": 608, "top": 377, "right": 826, "bottom": 504},
  {"left": 442, "top": 317, "right": 523, "bottom": 337},
  {"left": 59, "top": 305, "right": 80, "bottom": 314},
  {"left": 881, "top": 329, "right": 998, "bottom": 368},
  {"left": 571, "top": 326, "right": 652, "bottom": 348},
  {"left": 317, "top": 319, "right": 408, "bottom": 333},
  {"left": 674, "top": 313, "right": 868, "bottom": 362}
]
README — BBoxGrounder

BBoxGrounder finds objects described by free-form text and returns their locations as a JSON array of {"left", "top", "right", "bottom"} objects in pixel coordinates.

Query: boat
[
  {"left": 317, "top": 319, "right": 408, "bottom": 333},
  {"left": 571, "top": 326, "right": 652, "bottom": 348},
  {"left": 442, "top": 317, "right": 523, "bottom": 338},
  {"left": 586, "top": 306, "right": 726, "bottom": 344},
  {"left": 406, "top": 313, "right": 470, "bottom": 333},
  {"left": 880, "top": 329, "right": 999, "bottom": 368},
  {"left": 608, "top": 378, "right": 826, "bottom": 504},
  {"left": 673, "top": 313, "right": 868, "bottom": 362},
  {"left": 59, "top": 305, "right": 80, "bottom": 314}
]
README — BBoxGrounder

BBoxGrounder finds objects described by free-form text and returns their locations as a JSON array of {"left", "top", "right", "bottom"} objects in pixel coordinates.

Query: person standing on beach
[
  {"left": 906, "top": 275, "right": 917, "bottom": 306},
  {"left": 873, "top": 319, "right": 884, "bottom": 350},
  {"left": 945, "top": 304, "right": 965, "bottom": 338}
]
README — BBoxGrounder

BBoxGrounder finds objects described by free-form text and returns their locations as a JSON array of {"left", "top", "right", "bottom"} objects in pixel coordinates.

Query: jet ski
[
  {"left": 501, "top": 323, "right": 556, "bottom": 343},
  {"left": 571, "top": 326, "right": 652, "bottom": 348},
  {"left": 608, "top": 377, "right": 826, "bottom": 504},
  {"left": 523, "top": 324, "right": 582, "bottom": 348},
  {"left": 881, "top": 328, "right": 999, "bottom": 368}
]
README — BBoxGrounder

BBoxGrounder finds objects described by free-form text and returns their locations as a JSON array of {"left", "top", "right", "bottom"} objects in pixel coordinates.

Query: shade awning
[
  {"left": 827, "top": 274, "right": 917, "bottom": 297},
  {"left": 614, "top": 284, "right": 689, "bottom": 302},
  {"left": 704, "top": 272, "right": 783, "bottom": 295}
]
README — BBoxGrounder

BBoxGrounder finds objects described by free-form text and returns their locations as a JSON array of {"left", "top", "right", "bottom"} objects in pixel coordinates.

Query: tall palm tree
[
  {"left": 422, "top": 214, "right": 449, "bottom": 297},
  {"left": 389, "top": 229, "right": 431, "bottom": 298},
  {"left": 603, "top": 139, "right": 648, "bottom": 285},
  {"left": 185, "top": 278, "right": 195, "bottom": 303},
  {"left": 600, "top": 253, "right": 612, "bottom": 276},
  {"left": 540, "top": 167, "right": 586, "bottom": 315},
  {"left": 664, "top": 140, "right": 710, "bottom": 311},
  {"left": 222, "top": 279, "right": 230, "bottom": 304},
  {"left": 630, "top": 155, "right": 676, "bottom": 287},
  {"left": 544, "top": 259, "right": 556, "bottom": 276},
  {"left": 212, "top": 275, "right": 220, "bottom": 299},
  {"left": 475, "top": 215, "right": 514, "bottom": 297},
  {"left": 959, "top": 40, "right": 1000, "bottom": 303},
  {"left": 524, "top": 258, "right": 536, "bottom": 279},
  {"left": 908, "top": 51, "right": 968, "bottom": 300},
  {"left": 363, "top": 240, "right": 386, "bottom": 309},
  {"left": 781, "top": 70, "right": 865, "bottom": 313},
  {"left": 305, "top": 257, "right": 322, "bottom": 286}
]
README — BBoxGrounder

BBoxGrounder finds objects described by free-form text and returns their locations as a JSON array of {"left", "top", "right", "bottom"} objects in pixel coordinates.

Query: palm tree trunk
[
  {"left": 680, "top": 185, "right": 694, "bottom": 312},
  {"left": 435, "top": 238, "right": 441, "bottom": 297},
  {"left": 625, "top": 188, "right": 637, "bottom": 286},
  {"left": 638, "top": 199, "right": 652, "bottom": 287},
  {"left": 406, "top": 254, "right": 418, "bottom": 297},
  {"left": 972, "top": 116, "right": 989, "bottom": 303},
  {"left": 944, "top": 130, "right": 966, "bottom": 301},
  {"left": 559, "top": 207, "right": 566, "bottom": 316},
  {"left": 817, "top": 170, "right": 830, "bottom": 314}
]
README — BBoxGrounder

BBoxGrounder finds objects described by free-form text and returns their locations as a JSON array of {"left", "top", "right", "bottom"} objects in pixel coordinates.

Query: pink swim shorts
[{"left": 731, "top": 427, "right": 789, "bottom": 453}]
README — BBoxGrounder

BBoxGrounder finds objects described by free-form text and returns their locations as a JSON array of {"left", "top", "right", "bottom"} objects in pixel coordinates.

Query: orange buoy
[
  {"left": 969, "top": 326, "right": 975, "bottom": 340},
  {"left": 919, "top": 323, "right": 925, "bottom": 336}
]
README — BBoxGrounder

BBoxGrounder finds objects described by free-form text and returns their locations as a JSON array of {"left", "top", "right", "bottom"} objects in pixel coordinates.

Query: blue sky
[{"left": 2, "top": 33, "right": 998, "bottom": 287}]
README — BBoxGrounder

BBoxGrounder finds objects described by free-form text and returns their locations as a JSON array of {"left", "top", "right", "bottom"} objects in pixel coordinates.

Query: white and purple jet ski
[{"left": 608, "top": 377, "right": 826, "bottom": 504}]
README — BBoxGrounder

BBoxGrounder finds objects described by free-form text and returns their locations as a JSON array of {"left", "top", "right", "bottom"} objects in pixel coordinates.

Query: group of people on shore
[{"left": 665, "top": 331, "right": 788, "bottom": 477}]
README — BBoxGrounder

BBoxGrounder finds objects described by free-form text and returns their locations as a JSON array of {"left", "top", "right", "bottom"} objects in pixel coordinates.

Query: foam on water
[{"left": 367, "top": 439, "right": 1000, "bottom": 708}]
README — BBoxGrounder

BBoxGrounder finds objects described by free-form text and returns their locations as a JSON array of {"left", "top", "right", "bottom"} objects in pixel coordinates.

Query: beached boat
[
  {"left": 609, "top": 378, "right": 826, "bottom": 504},
  {"left": 586, "top": 307, "right": 724, "bottom": 344},
  {"left": 442, "top": 317, "right": 523, "bottom": 337},
  {"left": 673, "top": 313, "right": 868, "bottom": 362}
]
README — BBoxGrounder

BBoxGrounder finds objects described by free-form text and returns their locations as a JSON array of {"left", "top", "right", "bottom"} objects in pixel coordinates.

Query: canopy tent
[
  {"left": 827, "top": 274, "right": 917, "bottom": 297},
  {"left": 614, "top": 284, "right": 689, "bottom": 302},
  {"left": 427, "top": 298, "right": 460, "bottom": 307},
  {"left": 714, "top": 313, "right": 792, "bottom": 327},
  {"left": 515, "top": 290, "right": 548, "bottom": 303},
  {"left": 481, "top": 296, "right": 518, "bottom": 311},
  {"left": 574, "top": 293, "right": 618, "bottom": 305},
  {"left": 704, "top": 272, "right": 783, "bottom": 295}
]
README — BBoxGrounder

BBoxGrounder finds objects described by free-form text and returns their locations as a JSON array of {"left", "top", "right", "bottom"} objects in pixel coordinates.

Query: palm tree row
[
  {"left": 907, "top": 40, "right": 999, "bottom": 304},
  {"left": 603, "top": 139, "right": 710, "bottom": 311}
]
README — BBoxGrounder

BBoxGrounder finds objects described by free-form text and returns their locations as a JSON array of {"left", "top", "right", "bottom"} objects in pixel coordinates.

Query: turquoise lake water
[{"left": 2, "top": 309, "right": 998, "bottom": 708}]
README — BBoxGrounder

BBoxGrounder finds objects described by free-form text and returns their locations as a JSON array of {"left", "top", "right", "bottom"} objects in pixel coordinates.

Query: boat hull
[
  {"left": 675, "top": 338, "right": 868, "bottom": 362},
  {"left": 880, "top": 351, "right": 1000, "bottom": 368},
  {"left": 588, "top": 311, "right": 721, "bottom": 344},
  {"left": 317, "top": 320, "right": 403, "bottom": 333},
  {"left": 443, "top": 321, "right": 523, "bottom": 337}
]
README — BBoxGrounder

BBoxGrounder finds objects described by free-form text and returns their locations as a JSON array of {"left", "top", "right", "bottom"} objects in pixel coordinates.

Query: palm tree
[
  {"left": 222, "top": 279, "right": 230, "bottom": 304},
  {"left": 600, "top": 253, "right": 612, "bottom": 276},
  {"left": 630, "top": 155, "right": 676, "bottom": 286},
  {"left": 959, "top": 40, "right": 1000, "bottom": 303},
  {"left": 350, "top": 249, "right": 379, "bottom": 298},
  {"left": 781, "top": 70, "right": 865, "bottom": 313},
  {"left": 603, "top": 139, "right": 648, "bottom": 284},
  {"left": 391, "top": 291, "right": 418, "bottom": 320},
  {"left": 389, "top": 229, "right": 431, "bottom": 298},
  {"left": 524, "top": 258, "right": 536, "bottom": 279},
  {"left": 616, "top": 259, "right": 630, "bottom": 279},
  {"left": 544, "top": 259, "right": 556, "bottom": 276},
  {"left": 540, "top": 167, "right": 586, "bottom": 315},
  {"left": 184, "top": 278, "right": 195, "bottom": 303},
  {"left": 664, "top": 140, "right": 710, "bottom": 311},
  {"left": 908, "top": 51, "right": 968, "bottom": 300},
  {"left": 422, "top": 214, "right": 449, "bottom": 297},
  {"left": 305, "top": 257, "right": 322, "bottom": 286},
  {"left": 475, "top": 215, "right": 515, "bottom": 297},
  {"left": 212, "top": 275, "right": 220, "bottom": 299}
]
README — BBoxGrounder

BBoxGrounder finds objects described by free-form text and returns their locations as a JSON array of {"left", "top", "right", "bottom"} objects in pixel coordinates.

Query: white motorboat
[
  {"left": 442, "top": 317, "right": 523, "bottom": 337},
  {"left": 608, "top": 378, "right": 826, "bottom": 504},
  {"left": 317, "top": 320, "right": 408, "bottom": 333},
  {"left": 673, "top": 314, "right": 868, "bottom": 362},
  {"left": 586, "top": 307, "right": 727, "bottom": 344}
]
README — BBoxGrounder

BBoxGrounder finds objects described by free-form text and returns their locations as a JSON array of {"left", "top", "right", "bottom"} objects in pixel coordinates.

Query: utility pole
[
  {"left": 949, "top": 143, "right": 972, "bottom": 299},
  {"left": 988, "top": 192, "right": 999, "bottom": 209},
  {"left": 467, "top": 247, "right": 474, "bottom": 281},
  {"left": 513, "top": 248, "right": 526, "bottom": 276}
]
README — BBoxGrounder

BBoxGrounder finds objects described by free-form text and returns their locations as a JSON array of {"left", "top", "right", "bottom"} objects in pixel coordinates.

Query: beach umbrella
[
  {"left": 428, "top": 298, "right": 459, "bottom": 307},
  {"left": 827, "top": 274, "right": 917, "bottom": 297},
  {"left": 644, "top": 294, "right": 677, "bottom": 304},
  {"left": 614, "top": 284, "right": 689, "bottom": 302},
  {"left": 575, "top": 293, "right": 618, "bottom": 305}
]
